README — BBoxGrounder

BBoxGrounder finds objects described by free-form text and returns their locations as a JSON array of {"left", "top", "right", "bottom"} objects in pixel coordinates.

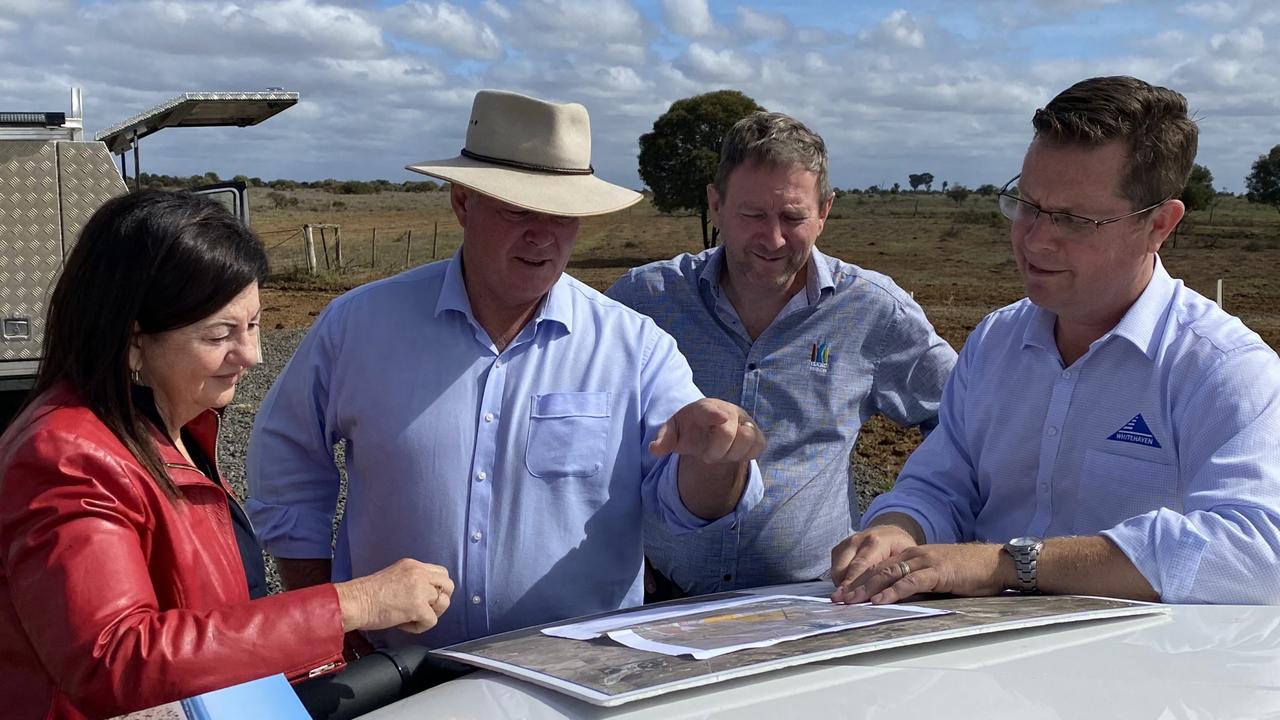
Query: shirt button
[
  {"left": 471, "top": 531, "right": 483, "bottom": 542},
  {"left": 722, "top": 574, "right": 732, "bottom": 582},
  {"left": 1047, "top": 426, "right": 1059, "bottom": 436},
  {"left": 484, "top": 412, "right": 494, "bottom": 423},
  {"left": 471, "top": 595, "right": 482, "bottom": 605},
  {"left": 1062, "top": 370, "right": 1072, "bottom": 379},
  {"left": 476, "top": 471, "right": 487, "bottom": 482},
  {"left": 746, "top": 363, "right": 757, "bottom": 371}
]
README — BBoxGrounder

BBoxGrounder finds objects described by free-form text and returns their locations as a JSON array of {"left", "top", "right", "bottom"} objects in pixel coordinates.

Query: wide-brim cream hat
[{"left": 406, "top": 90, "right": 642, "bottom": 217}]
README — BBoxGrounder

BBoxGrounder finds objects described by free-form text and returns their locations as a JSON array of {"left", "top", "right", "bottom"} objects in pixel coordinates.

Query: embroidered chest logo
[
  {"left": 1107, "top": 414, "right": 1162, "bottom": 448},
  {"left": 809, "top": 341, "right": 832, "bottom": 373}
]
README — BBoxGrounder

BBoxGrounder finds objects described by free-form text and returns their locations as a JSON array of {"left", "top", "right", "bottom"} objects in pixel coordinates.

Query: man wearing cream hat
[{"left": 247, "top": 90, "right": 765, "bottom": 650}]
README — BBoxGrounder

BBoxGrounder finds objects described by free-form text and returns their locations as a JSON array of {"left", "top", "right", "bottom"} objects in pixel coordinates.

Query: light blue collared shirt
[
  {"left": 865, "top": 257, "right": 1280, "bottom": 604},
  {"left": 609, "top": 247, "right": 955, "bottom": 594},
  {"left": 247, "top": 253, "right": 762, "bottom": 647}
]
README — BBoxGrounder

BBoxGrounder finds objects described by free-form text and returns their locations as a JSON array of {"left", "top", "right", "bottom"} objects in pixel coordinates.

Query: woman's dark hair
[{"left": 31, "top": 189, "right": 269, "bottom": 497}]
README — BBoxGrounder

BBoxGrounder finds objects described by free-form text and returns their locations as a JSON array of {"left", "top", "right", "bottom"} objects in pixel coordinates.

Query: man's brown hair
[
  {"left": 715, "top": 112, "right": 832, "bottom": 202},
  {"left": 1032, "top": 75, "right": 1198, "bottom": 209}
]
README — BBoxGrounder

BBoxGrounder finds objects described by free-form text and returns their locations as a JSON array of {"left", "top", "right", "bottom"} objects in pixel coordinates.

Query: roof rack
[
  {"left": 96, "top": 90, "right": 298, "bottom": 153},
  {"left": 93, "top": 90, "right": 298, "bottom": 186}
]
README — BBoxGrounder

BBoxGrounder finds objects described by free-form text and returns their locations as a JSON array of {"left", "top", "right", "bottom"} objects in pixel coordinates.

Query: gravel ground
[
  {"left": 217, "top": 327, "right": 308, "bottom": 500},
  {"left": 217, "top": 328, "right": 333, "bottom": 594}
]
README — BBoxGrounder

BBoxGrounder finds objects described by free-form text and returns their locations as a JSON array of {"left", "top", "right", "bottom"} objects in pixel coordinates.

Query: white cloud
[
  {"left": 0, "top": 1, "right": 1275, "bottom": 192},
  {"left": 503, "top": 0, "right": 648, "bottom": 50},
  {"left": 386, "top": 1, "right": 502, "bottom": 60},
  {"left": 591, "top": 66, "right": 650, "bottom": 96},
  {"left": 680, "top": 43, "right": 755, "bottom": 83},
  {"left": 737, "top": 7, "right": 788, "bottom": 40},
  {"left": 0, "top": 0, "right": 73, "bottom": 17},
  {"left": 663, "top": 0, "right": 717, "bottom": 38},
  {"left": 795, "top": 27, "right": 838, "bottom": 46},
  {"left": 1178, "top": 1, "right": 1241, "bottom": 23},
  {"left": 1209, "top": 26, "right": 1265, "bottom": 57},
  {"left": 859, "top": 10, "right": 925, "bottom": 50},
  {"left": 482, "top": 0, "right": 512, "bottom": 22},
  {"left": 1031, "top": 0, "right": 1120, "bottom": 8},
  {"left": 79, "top": 0, "right": 386, "bottom": 60},
  {"left": 1138, "top": 30, "right": 1188, "bottom": 50}
]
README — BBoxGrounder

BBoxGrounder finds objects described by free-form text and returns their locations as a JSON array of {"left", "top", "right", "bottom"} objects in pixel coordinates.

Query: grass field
[{"left": 250, "top": 187, "right": 1280, "bottom": 496}]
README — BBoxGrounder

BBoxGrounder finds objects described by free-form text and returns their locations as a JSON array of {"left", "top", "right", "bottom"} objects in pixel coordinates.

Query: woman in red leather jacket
[{"left": 0, "top": 190, "right": 454, "bottom": 719}]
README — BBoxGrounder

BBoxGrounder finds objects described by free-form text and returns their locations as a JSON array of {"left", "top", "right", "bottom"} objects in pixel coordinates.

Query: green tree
[
  {"left": 1245, "top": 145, "right": 1280, "bottom": 213},
  {"left": 976, "top": 183, "right": 998, "bottom": 196},
  {"left": 907, "top": 172, "right": 933, "bottom": 192},
  {"left": 1181, "top": 163, "right": 1215, "bottom": 212},
  {"left": 946, "top": 184, "right": 970, "bottom": 205},
  {"left": 638, "top": 90, "right": 765, "bottom": 249}
]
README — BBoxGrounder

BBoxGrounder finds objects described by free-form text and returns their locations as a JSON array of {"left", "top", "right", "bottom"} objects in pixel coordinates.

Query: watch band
[{"left": 1004, "top": 537, "right": 1044, "bottom": 594}]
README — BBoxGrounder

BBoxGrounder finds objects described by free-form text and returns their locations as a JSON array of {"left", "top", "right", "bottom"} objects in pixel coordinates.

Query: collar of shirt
[
  {"left": 433, "top": 249, "right": 574, "bottom": 341},
  {"left": 1022, "top": 254, "right": 1176, "bottom": 362},
  {"left": 697, "top": 245, "right": 837, "bottom": 309}
]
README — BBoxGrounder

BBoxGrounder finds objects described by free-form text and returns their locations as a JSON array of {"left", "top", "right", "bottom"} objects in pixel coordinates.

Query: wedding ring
[
  {"left": 897, "top": 560, "right": 912, "bottom": 578},
  {"left": 741, "top": 421, "right": 755, "bottom": 429}
]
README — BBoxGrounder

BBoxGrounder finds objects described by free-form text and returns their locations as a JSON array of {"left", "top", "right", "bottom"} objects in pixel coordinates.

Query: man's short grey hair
[{"left": 714, "top": 112, "right": 832, "bottom": 202}]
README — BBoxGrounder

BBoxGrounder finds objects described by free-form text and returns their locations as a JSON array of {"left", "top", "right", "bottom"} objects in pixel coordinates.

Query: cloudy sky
[{"left": 2, "top": 0, "right": 1276, "bottom": 192}]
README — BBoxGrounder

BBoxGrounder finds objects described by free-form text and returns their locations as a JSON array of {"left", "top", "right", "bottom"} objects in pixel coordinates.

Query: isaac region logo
[{"left": 809, "top": 341, "right": 832, "bottom": 373}]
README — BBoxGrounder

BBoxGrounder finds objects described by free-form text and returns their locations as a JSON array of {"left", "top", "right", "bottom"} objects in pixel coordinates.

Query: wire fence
[{"left": 265, "top": 222, "right": 464, "bottom": 277}]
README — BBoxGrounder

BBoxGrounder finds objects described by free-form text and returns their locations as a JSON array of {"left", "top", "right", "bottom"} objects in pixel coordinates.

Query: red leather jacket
[{"left": 0, "top": 383, "right": 345, "bottom": 719}]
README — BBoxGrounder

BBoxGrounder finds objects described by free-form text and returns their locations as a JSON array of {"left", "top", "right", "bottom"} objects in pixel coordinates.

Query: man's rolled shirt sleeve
[
  {"left": 247, "top": 304, "right": 347, "bottom": 560},
  {"left": 637, "top": 321, "right": 763, "bottom": 534},
  {"left": 1101, "top": 345, "right": 1280, "bottom": 604}
]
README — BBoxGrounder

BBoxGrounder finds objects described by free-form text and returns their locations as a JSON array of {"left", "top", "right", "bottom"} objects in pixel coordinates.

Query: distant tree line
[{"left": 136, "top": 171, "right": 449, "bottom": 195}]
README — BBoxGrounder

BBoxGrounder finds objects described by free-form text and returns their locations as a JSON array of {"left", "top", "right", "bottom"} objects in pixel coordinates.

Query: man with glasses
[{"left": 830, "top": 75, "right": 1280, "bottom": 605}]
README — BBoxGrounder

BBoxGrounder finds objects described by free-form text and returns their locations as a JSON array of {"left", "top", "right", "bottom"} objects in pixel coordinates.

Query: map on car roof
[
  {"left": 435, "top": 591, "right": 1167, "bottom": 707},
  {"left": 545, "top": 594, "right": 951, "bottom": 659}
]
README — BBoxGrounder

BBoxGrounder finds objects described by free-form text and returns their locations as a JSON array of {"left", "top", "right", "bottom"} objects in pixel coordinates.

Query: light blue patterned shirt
[
  {"left": 247, "top": 252, "right": 763, "bottom": 647},
  {"left": 865, "top": 257, "right": 1280, "bottom": 604},
  {"left": 608, "top": 247, "right": 955, "bottom": 594}
]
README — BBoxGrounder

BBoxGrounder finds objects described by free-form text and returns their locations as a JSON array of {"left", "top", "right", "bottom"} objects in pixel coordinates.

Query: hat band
[{"left": 460, "top": 148, "right": 594, "bottom": 176}]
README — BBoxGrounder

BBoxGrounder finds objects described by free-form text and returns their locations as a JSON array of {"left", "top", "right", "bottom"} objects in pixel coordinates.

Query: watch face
[{"left": 1009, "top": 536, "right": 1041, "bottom": 549}]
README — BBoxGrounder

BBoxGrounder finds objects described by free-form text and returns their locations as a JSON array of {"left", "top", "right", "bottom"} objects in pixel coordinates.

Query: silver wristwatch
[{"left": 1003, "top": 536, "right": 1044, "bottom": 593}]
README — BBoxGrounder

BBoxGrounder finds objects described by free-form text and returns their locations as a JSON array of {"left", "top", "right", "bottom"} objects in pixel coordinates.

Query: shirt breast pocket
[
  {"left": 1077, "top": 449, "right": 1179, "bottom": 532},
  {"left": 526, "top": 392, "right": 611, "bottom": 479}
]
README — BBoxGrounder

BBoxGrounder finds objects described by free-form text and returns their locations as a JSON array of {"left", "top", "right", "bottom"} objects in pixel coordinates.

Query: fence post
[
  {"left": 319, "top": 227, "right": 331, "bottom": 270},
  {"left": 371, "top": 228, "right": 378, "bottom": 269},
  {"left": 334, "top": 226, "right": 344, "bottom": 270},
  {"left": 432, "top": 221, "right": 438, "bottom": 259},
  {"left": 404, "top": 229, "right": 413, "bottom": 268},
  {"left": 303, "top": 224, "right": 317, "bottom": 274},
  {"left": 1216, "top": 278, "right": 1224, "bottom": 309}
]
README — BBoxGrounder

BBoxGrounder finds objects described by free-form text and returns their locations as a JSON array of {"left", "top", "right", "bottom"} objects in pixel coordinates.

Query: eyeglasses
[{"left": 996, "top": 174, "right": 1169, "bottom": 234}]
